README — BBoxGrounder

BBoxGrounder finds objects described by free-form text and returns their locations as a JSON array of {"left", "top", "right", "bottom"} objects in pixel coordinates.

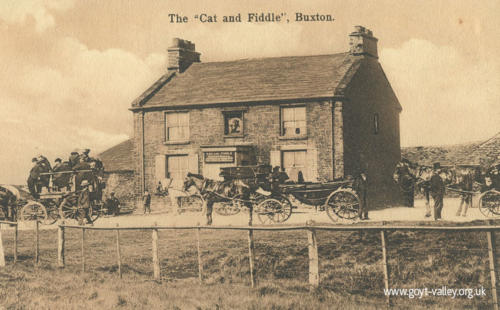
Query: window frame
[
  {"left": 280, "top": 105, "right": 307, "bottom": 138},
  {"left": 222, "top": 110, "right": 245, "bottom": 137},
  {"left": 164, "top": 111, "right": 190, "bottom": 143}
]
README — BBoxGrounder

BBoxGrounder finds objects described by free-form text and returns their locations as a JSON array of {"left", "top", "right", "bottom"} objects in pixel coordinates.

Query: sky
[{"left": 0, "top": 0, "right": 499, "bottom": 184}]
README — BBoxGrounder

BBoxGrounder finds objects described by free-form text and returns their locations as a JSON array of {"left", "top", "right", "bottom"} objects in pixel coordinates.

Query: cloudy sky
[{"left": 0, "top": 0, "right": 499, "bottom": 184}]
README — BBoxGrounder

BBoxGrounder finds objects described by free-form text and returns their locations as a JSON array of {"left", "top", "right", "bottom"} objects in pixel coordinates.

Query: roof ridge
[{"left": 193, "top": 52, "right": 349, "bottom": 66}]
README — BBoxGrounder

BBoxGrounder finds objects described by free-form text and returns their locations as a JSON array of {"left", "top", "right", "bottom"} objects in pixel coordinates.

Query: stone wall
[{"left": 134, "top": 100, "right": 335, "bottom": 194}]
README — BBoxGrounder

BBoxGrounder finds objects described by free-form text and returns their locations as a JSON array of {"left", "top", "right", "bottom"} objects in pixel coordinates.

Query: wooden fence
[{"left": 1, "top": 220, "right": 500, "bottom": 308}]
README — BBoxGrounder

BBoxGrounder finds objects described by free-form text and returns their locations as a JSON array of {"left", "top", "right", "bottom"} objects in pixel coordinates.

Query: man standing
[
  {"left": 77, "top": 180, "right": 94, "bottom": 226},
  {"left": 430, "top": 162, "right": 445, "bottom": 220},
  {"left": 354, "top": 171, "right": 369, "bottom": 220},
  {"left": 456, "top": 170, "right": 473, "bottom": 217},
  {"left": 143, "top": 189, "right": 151, "bottom": 214}
]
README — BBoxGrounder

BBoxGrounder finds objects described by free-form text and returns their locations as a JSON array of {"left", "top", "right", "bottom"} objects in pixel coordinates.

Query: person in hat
[
  {"left": 430, "top": 162, "right": 445, "bottom": 220},
  {"left": 143, "top": 189, "right": 151, "bottom": 214},
  {"left": 354, "top": 170, "right": 369, "bottom": 220},
  {"left": 27, "top": 158, "right": 41, "bottom": 199},
  {"left": 77, "top": 180, "right": 94, "bottom": 225},
  {"left": 69, "top": 151, "right": 80, "bottom": 167}
]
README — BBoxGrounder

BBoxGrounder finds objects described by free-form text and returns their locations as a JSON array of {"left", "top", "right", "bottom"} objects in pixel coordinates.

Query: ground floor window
[
  {"left": 282, "top": 150, "right": 307, "bottom": 182},
  {"left": 167, "top": 155, "right": 189, "bottom": 187}
]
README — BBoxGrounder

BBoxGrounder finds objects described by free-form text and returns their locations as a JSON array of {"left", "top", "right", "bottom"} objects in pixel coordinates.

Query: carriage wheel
[
  {"left": 270, "top": 196, "right": 293, "bottom": 223},
  {"left": 256, "top": 198, "right": 284, "bottom": 224},
  {"left": 325, "top": 189, "right": 360, "bottom": 222},
  {"left": 20, "top": 201, "right": 49, "bottom": 224},
  {"left": 215, "top": 196, "right": 242, "bottom": 216},
  {"left": 90, "top": 202, "right": 101, "bottom": 222},
  {"left": 59, "top": 195, "right": 80, "bottom": 220},
  {"left": 479, "top": 190, "right": 500, "bottom": 218}
]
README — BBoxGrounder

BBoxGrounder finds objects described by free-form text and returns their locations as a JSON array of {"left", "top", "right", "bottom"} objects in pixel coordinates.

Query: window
[
  {"left": 282, "top": 150, "right": 307, "bottom": 182},
  {"left": 167, "top": 155, "right": 189, "bottom": 188},
  {"left": 281, "top": 106, "right": 306, "bottom": 137},
  {"left": 223, "top": 111, "right": 244, "bottom": 136},
  {"left": 373, "top": 113, "right": 379, "bottom": 135},
  {"left": 165, "top": 112, "right": 189, "bottom": 141}
]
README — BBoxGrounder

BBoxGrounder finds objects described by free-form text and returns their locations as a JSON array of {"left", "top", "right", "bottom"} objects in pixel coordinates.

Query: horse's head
[
  {"left": 184, "top": 173, "right": 204, "bottom": 192},
  {"left": 417, "top": 166, "right": 433, "bottom": 183},
  {"left": 393, "top": 160, "right": 416, "bottom": 183}
]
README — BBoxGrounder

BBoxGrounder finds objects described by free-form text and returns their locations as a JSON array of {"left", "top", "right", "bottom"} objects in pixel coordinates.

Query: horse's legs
[{"left": 206, "top": 201, "right": 213, "bottom": 226}]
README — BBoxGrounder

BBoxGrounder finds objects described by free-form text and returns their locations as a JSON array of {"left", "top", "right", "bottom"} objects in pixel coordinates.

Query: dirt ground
[{"left": 8, "top": 197, "right": 493, "bottom": 231}]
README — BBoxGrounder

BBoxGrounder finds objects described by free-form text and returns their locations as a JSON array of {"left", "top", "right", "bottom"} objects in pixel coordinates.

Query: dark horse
[{"left": 183, "top": 173, "right": 255, "bottom": 226}]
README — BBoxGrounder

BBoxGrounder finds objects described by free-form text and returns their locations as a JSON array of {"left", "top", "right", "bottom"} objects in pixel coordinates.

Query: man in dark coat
[
  {"left": 143, "top": 189, "right": 151, "bottom": 214},
  {"left": 354, "top": 171, "right": 369, "bottom": 220},
  {"left": 27, "top": 158, "right": 41, "bottom": 199},
  {"left": 430, "top": 162, "right": 445, "bottom": 220},
  {"left": 77, "top": 180, "right": 94, "bottom": 226}
]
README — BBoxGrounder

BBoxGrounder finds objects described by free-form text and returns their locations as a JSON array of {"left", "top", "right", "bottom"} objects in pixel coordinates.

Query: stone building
[
  {"left": 130, "top": 26, "right": 402, "bottom": 206},
  {"left": 98, "top": 139, "right": 136, "bottom": 205}
]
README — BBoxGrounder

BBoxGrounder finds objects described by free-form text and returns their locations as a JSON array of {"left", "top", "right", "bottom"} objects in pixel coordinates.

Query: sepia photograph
[{"left": 0, "top": 0, "right": 499, "bottom": 309}]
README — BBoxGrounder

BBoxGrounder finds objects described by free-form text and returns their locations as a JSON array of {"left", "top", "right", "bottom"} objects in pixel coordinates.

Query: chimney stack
[
  {"left": 167, "top": 38, "right": 201, "bottom": 73},
  {"left": 349, "top": 26, "right": 378, "bottom": 58}
]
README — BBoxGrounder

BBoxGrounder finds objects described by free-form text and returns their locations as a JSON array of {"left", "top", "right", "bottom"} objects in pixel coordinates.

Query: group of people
[
  {"left": 27, "top": 149, "right": 104, "bottom": 198},
  {"left": 396, "top": 159, "right": 500, "bottom": 220}
]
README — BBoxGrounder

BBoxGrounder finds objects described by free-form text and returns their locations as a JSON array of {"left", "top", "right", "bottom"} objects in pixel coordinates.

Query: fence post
[
  {"left": 116, "top": 224, "right": 122, "bottom": 279},
  {"left": 57, "top": 221, "right": 65, "bottom": 268},
  {"left": 196, "top": 223, "right": 203, "bottom": 283},
  {"left": 14, "top": 223, "right": 18, "bottom": 264},
  {"left": 0, "top": 225, "right": 5, "bottom": 267},
  {"left": 34, "top": 220, "right": 39, "bottom": 265},
  {"left": 487, "top": 230, "right": 499, "bottom": 310},
  {"left": 152, "top": 222, "right": 160, "bottom": 280},
  {"left": 380, "top": 228, "right": 391, "bottom": 306},
  {"left": 307, "top": 222, "right": 319, "bottom": 290},
  {"left": 248, "top": 228, "right": 255, "bottom": 288},
  {"left": 81, "top": 227, "right": 85, "bottom": 273}
]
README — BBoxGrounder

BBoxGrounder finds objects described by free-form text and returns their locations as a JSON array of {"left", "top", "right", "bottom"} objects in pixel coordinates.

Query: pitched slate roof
[
  {"left": 132, "top": 53, "right": 363, "bottom": 108},
  {"left": 99, "top": 139, "right": 134, "bottom": 172}
]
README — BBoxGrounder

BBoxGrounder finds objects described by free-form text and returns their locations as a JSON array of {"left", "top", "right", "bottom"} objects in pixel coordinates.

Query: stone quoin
[{"left": 129, "top": 26, "right": 402, "bottom": 207}]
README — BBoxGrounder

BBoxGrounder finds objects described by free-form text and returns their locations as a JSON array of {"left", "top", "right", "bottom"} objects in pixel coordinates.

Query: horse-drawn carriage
[
  {"left": 183, "top": 165, "right": 361, "bottom": 225},
  {"left": 393, "top": 159, "right": 500, "bottom": 218},
  {"left": 16, "top": 168, "right": 106, "bottom": 225}
]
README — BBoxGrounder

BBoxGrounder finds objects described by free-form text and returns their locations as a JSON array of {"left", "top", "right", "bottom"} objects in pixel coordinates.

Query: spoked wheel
[
  {"left": 214, "top": 197, "right": 241, "bottom": 216},
  {"left": 59, "top": 195, "right": 80, "bottom": 220},
  {"left": 256, "top": 198, "right": 285, "bottom": 224},
  {"left": 326, "top": 189, "right": 360, "bottom": 222},
  {"left": 20, "top": 201, "right": 49, "bottom": 224},
  {"left": 270, "top": 195, "right": 293, "bottom": 223},
  {"left": 479, "top": 190, "right": 500, "bottom": 218}
]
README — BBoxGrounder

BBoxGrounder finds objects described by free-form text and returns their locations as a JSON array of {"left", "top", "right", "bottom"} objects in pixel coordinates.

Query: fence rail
[{"left": 2, "top": 220, "right": 500, "bottom": 308}]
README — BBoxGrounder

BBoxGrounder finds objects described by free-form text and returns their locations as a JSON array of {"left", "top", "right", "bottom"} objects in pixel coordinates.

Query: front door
[{"left": 167, "top": 155, "right": 189, "bottom": 188}]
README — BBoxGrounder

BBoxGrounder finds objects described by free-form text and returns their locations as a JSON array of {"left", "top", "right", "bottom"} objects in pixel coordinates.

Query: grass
[{"left": 0, "top": 222, "right": 498, "bottom": 309}]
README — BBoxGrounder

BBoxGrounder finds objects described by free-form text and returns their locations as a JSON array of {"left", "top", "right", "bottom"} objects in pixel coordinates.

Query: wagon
[
  {"left": 19, "top": 170, "right": 106, "bottom": 225},
  {"left": 280, "top": 180, "right": 360, "bottom": 222},
  {"left": 215, "top": 165, "right": 294, "bottom": 224}
]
